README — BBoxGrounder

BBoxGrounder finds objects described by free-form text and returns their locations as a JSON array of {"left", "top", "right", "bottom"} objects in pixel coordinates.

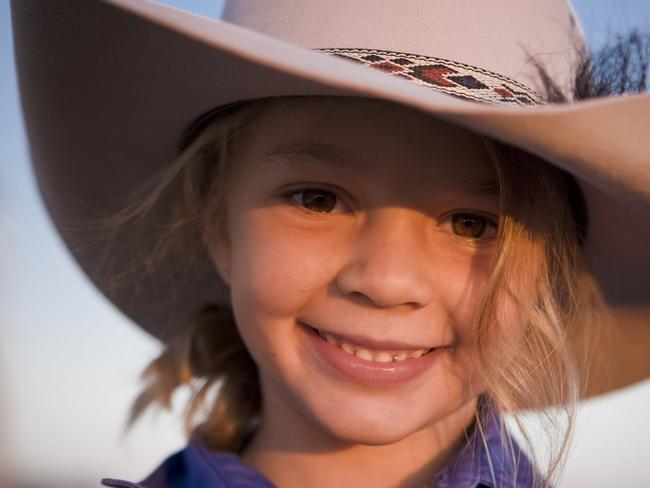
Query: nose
[{"left": 335, "top": 209, "right": 435, "bottom": 309}]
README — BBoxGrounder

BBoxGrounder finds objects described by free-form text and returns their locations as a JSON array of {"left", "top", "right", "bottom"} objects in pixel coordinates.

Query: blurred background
[{"left": 1, "top": 0, "right": 649, "bottom": 486}]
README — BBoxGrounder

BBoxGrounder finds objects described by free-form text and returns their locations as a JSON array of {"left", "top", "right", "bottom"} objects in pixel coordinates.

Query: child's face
[{"left": 210, "top": 98, "right": 523, "bottom": 445}]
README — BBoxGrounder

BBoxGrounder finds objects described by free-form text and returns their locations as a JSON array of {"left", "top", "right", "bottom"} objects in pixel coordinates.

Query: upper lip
[{"left": 301, "top": 322, "right": 442, "bottom": 351}]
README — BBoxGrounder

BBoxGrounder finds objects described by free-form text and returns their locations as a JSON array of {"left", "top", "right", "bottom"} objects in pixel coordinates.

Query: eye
[
  {"left": 288, "top": 188, "right": 340, "bottom": 214},
  {"left": 449, "top": 212, "right": 498, "bottom": 241}
]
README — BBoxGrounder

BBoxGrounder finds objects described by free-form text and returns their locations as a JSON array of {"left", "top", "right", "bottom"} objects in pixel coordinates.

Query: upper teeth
[{"left": 317, "top": 330, "right": 431, "bottom": 362}]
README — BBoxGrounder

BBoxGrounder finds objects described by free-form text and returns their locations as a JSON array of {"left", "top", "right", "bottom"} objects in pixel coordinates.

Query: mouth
[
  {"left": 310, "top": 326, "right": 434, "bottom": 363},
  {"left": 300, "top": 323, "right": 447, "bottom": 386}
]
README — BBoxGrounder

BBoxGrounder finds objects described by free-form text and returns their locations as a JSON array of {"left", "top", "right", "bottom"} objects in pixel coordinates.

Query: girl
[{"left": 11, "top": 0, "right": 650, "bottom": 486}]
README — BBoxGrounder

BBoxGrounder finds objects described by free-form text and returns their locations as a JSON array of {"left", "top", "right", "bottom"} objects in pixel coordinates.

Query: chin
[
  {"left": 293, "top": 377, "right": 482, "bottom": 451},
  {"left": 325, "top": 422, "right": 421, "bottom": 446},
  {"left": 302, "top": 393, "right": 446, "bottom": 447}
]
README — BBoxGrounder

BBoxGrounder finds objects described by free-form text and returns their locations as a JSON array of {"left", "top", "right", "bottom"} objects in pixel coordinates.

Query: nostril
[
  {"left": 339, "top": 289, "right": 376, "bottom": 307},
  {"left": 335, "top": 256, "right": 433, "bottom": 309}
]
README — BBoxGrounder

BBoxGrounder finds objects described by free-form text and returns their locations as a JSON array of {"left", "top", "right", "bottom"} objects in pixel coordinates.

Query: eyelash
[
  {"left": 283, "top": 186, "right": 351, "bottom": 216},
  {"left": 283, "top": 188, "right": 499, "bottom": 244}
]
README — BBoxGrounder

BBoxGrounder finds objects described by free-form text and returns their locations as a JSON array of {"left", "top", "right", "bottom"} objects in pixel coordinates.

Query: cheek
[
  {"left": 454, "top": 282, "right": 530, "bottom": 395},
  {"left": 443, "top": 249, "right": 497, "bottom": 341},
  {"left": 436, "top": 250, "right": 531, "bottom": 392},
  {"left": 228, "top": 209, "right": 346, "bottom": 319}
]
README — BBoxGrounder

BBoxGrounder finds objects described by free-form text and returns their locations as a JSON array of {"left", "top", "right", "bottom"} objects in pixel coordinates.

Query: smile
[
  {"left": 300, "top": 323, "right": 447, "bottom": 387},
  {"left": 314, "top": 328, "right": 433, "bottom": 363}
]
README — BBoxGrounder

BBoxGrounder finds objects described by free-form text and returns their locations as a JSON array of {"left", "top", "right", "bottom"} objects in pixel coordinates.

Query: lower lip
[{"left": 299, "top": 323, "right": 446, "bottom": 387}]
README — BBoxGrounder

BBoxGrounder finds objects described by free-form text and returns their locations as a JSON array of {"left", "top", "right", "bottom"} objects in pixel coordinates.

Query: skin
[{"left": 208, "top": 98, "right": 525, "bottom": 488}]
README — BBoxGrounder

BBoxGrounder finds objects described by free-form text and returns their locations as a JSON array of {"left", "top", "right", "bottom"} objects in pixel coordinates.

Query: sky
[{"left": 1, "top": 0, "right": 650, "bottom": 486}]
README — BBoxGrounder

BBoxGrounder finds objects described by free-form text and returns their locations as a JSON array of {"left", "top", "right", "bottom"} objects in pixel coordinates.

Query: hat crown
[{"left": 222, "top": 0, "right": 584, "bottom": 95}]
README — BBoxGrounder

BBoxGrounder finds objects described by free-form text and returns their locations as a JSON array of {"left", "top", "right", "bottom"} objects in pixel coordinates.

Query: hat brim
[{"left": 11, "top": 0, "right": 650, "bottom": 341}]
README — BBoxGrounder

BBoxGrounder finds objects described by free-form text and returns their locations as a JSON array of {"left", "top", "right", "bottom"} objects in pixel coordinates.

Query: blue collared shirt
[{"left": 102, "top": 407, "right": 540, "bottom": 488}]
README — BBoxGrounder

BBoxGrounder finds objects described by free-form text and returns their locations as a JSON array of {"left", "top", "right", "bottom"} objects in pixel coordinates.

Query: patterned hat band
[{"left": 318, "top": 48, "right": 542, "bottom": 106}]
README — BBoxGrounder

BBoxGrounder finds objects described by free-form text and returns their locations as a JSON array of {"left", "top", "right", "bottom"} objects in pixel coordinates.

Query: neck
[{"left": 241, "top": 389, "right": 478, "bottom": 488}]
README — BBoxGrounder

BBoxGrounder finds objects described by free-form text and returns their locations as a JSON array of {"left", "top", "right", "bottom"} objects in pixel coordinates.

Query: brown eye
[
  {"left": 290, "top": 189, "right": 338, "bottom": 213},
  {"left": 451, "top": 213, "right": 496, "bottom": 239}
]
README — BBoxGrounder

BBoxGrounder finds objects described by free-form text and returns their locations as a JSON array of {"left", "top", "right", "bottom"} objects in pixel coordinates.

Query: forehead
[{"left": 238, "top": 97, "right": 496, "bottom": 191}]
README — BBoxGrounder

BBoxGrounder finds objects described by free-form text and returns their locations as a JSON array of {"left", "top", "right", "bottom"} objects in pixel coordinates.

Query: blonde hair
[
  {"left": 475, "top": 141, "right": 605, "bottom": 483},
  {"left": 122, "top": 97, "right": 606, "bottom": 485}
]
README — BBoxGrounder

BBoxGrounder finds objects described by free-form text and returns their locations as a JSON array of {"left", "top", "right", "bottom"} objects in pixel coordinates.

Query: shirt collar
[{"left": 431, "top": 398, "right": 538, "bottom": 488}]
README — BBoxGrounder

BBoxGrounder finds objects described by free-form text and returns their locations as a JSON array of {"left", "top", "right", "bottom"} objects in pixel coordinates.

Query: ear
[{"left": 203, "top": 220, "right": 232, "bottom": 286}]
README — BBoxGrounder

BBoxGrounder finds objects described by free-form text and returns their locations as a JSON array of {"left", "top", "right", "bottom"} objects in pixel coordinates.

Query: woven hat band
[{"left": 319, "top": 48, "right": 542, "bottom": 106}]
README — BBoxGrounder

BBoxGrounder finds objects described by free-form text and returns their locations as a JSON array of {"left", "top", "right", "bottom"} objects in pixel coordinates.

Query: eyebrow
[
  {"left": 463, "top": 176, "right": 500, "bottom": 198},
  {"left": 264, "top": 141, "right": 354, "bottom": 170},
  {"left": 264, "top": 140, "right": 499, "bottom": 198}
]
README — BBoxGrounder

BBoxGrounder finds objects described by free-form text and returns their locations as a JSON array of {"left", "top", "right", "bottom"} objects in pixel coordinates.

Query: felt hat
[{"left": 11, "top": 0, "right": 650, "bottom": 346}]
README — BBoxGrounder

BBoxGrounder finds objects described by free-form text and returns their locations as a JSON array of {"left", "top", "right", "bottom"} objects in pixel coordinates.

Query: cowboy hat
[{"left": 10, "top": 0, "right": 650, "bottom": 377}]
